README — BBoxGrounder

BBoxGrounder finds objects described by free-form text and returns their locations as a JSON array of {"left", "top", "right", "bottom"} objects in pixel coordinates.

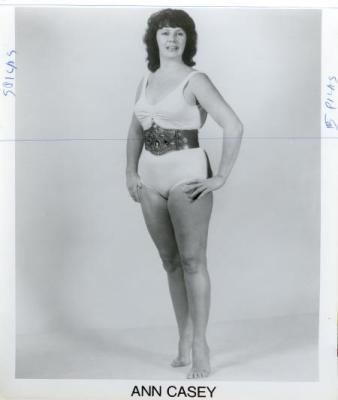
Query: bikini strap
[{"left": 141, "top": 71, "right": 151, "bottom": 96}]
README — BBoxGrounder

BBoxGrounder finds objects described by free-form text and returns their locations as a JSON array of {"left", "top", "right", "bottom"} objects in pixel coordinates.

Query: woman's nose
[{"left": 168, "top": 32, "right": 177, "bottom": 41}]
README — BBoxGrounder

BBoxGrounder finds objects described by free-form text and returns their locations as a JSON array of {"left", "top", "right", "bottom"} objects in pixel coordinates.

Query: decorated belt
[{"left": 143, "top": 123, "right": 199, "bottom": 155}]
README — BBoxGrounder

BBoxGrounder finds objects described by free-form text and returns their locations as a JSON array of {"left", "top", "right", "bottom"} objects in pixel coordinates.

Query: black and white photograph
[{"left": 0, "top": 2, "right": 337, "bottom": 400}]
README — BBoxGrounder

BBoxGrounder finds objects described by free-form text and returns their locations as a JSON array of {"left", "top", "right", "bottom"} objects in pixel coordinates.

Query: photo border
[{"left": 0, "top": 2, "right": 336, "bottom": 399}]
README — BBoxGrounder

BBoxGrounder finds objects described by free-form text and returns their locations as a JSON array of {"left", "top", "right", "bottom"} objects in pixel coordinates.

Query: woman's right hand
[{"left": 126, "top": 172, "right": 142, "bottom": 203}]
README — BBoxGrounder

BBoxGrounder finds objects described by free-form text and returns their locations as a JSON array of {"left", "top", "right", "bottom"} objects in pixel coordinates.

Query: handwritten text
[
  {"left": 324, "top": 75, "right": 337, "bottom": 130},
  {"left": 2, "top": 49, "right": 16, "bottom": 97}
]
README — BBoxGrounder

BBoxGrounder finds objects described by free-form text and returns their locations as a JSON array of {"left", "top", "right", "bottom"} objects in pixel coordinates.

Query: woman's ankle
[{"left": 192, "top": 336, "right": 208, "bottom": 347}]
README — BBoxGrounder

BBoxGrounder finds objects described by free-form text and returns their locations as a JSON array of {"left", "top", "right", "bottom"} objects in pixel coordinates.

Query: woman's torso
[{"left": 134, "top": 69, "right": 207, "bottom": 130}]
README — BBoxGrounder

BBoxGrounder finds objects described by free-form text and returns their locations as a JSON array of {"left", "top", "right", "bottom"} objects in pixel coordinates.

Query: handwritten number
[
  {"left": 3, "top": 89, "right": 15, "bottom": 97},
  {"left": 3, "top": 82, "right": 13, "bottom": 89},
  {"left": 324, "top": 113, "right": 338, "bottom": 129}
]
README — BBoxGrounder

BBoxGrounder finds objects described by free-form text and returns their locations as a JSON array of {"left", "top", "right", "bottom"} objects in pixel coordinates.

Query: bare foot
[
  {"left": 171, "top": 334, "right": 192, "bottom": 368},
  {"left": 187, "top": 340, "right": 210, "bottom": 379}
]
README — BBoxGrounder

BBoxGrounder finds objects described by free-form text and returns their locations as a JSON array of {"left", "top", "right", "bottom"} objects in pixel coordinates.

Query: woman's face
[{"left": 156, "top": 26, "right": 187, "bottom": 60}]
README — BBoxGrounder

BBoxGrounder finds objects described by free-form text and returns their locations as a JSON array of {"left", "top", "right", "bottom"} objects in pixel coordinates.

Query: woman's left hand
[{"left": 183, "top": 175, "right": 225, "bottom": 201}]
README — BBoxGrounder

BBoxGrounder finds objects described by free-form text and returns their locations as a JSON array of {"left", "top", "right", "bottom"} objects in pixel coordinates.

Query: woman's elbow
[
  {"left": 229, "top": 119, "right": 244, "bottom": 139},
  {"left": 219, "top": 114, "right": 244, "bottom": 138},
  {"left": 236, "top": 120, "right": 244, "bottom": 138}
]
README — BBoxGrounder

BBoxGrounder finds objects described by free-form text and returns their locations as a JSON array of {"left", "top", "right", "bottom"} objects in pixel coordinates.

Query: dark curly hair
[{"left": 143, "top": 8, "right": 197, "bottom": 72}]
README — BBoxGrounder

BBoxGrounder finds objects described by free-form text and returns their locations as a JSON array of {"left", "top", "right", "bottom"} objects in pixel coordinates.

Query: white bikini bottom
[{"left": 138, "top": 147, "right": 210, "bottom": 199}]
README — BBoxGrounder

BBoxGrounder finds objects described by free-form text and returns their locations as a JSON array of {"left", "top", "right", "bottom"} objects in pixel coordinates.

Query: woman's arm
[
  {"left": 126, "top": 112, "right": 144, "bottom": 175},
  {"left": 126, "top": 79, "right": 144, "bottom": 202},
  {"left": 185, "top": 73, "right": 244, "bottom": 199}
]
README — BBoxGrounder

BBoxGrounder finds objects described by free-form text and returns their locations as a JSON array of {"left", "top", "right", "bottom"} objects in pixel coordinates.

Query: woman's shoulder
[
  {"left": 189, "top": 70, "right": 213, "bottom": 89},
  {"left": 189, "top": 69, "right": 210, "bottom": 79}
]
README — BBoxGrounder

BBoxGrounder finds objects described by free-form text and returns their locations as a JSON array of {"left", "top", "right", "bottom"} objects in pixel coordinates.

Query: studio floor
[{"left": 16, "top": 313, "right": 318, "bottom": 381}]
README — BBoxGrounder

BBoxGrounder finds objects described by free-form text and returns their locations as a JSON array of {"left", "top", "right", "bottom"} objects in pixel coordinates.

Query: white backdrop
[{"left": 15, "top": 7, "right": 321, "bottom": 336}]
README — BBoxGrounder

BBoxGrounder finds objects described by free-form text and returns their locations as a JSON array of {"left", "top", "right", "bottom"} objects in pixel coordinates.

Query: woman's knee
[
  {"left": 160, "top": 252, "right": 181, "bottom": 274},
  {"left": 180, "top": 252, "right": 206, "bottom": 274}
]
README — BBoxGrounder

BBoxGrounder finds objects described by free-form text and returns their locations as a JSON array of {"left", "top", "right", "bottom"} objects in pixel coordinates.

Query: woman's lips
[{"left": 167, "top": 45, "right": 179, "bottom": 51}]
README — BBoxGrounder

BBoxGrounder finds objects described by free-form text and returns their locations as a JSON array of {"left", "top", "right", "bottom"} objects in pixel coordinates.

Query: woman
[{"left": 126, "top": 8, "right": 243, "bottom": 379}]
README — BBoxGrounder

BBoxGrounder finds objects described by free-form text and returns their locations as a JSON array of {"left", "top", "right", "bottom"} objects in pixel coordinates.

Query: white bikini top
[{"left": 134, "top": 70, "right": 206, "bottom": 130}]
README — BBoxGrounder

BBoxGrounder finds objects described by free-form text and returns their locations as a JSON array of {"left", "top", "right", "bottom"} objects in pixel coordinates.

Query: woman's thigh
[
  {"left": 139, "top": 185, "right": 180, "bottom": 270},
  {"left": 167, "top": 185, "right": 213, "bottom": 268}
]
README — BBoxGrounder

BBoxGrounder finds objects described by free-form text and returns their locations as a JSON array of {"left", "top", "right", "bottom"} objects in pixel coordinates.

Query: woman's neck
[{"left": 158, "top": 57, "right": 186, "bottom": 74}]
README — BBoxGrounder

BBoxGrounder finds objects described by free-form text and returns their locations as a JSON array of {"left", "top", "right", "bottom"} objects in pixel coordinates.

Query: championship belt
[{"left": 143, "top": 122, "right": 199, "bottom": 156}]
